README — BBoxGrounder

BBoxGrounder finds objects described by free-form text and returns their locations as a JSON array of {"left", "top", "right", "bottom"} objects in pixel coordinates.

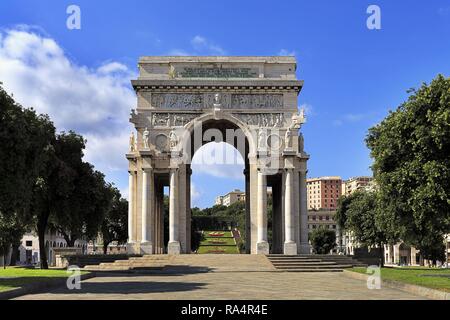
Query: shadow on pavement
[{"left": 47, "top": 280, "right": 207, "bottom": 295}]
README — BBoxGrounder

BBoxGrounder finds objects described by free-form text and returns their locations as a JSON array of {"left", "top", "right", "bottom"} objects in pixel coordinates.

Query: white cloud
[
  {"left": 191, "top": 142, "right": 245, "bottom": 180},
  {"left": 167, "top": 49, "right": 192, "bottom": 56},
  {"left": 300, "top": 103, "right": 315, "bottom": 116},
  {"left": 168, "top": 35, "right": 226, "bottom": 56},
  {"left": 190, "top": 35, "right": 226, "bottom": 55},
  {"left": 191, "top": 183, "right": 201, "bottom": 202},
  {"left": 278, "top": 48, "right": 296, "bottom": 56},
  {"left": 332, "top": 112, "right": 376, "bottom": 126},
  {"left": 0, "top": 28, "right": 136, "bottom": 195},
  {"left": 97, "top": 62, "right": 129, "bottom": 74},
  {"left": 191, "top": 35, "right": 207, "bottom": 46}
]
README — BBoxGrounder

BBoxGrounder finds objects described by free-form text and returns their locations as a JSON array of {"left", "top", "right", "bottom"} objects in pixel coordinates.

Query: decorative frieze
[
  {"left": 150, "top": 93, "right": 283, "bottom": 109},
  {"left": 151, "top": 112, "right": 200, "bottom": 127},
  {"left": 231, "top": 94, "right": 283, "bottom": 109},
  {"left": 151, "top": 93, "right": 203, "bottom": 109},
  {"left": 232, "top": 113, "right": 286, "bottom": 127}
]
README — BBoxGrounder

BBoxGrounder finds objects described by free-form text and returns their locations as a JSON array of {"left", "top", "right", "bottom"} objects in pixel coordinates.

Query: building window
[{"left": 25, "top": 240, "right": 32, "bottom": 247}]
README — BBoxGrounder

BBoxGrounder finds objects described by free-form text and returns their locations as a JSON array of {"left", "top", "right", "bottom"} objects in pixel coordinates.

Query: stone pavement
[{"left": 15, "top": 255, "right": 426, "bottom": 300}]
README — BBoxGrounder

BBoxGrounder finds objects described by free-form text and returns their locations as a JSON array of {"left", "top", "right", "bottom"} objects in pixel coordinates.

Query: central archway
[{"left": 188, "top": 117, "right": 251, "bottom": 253}]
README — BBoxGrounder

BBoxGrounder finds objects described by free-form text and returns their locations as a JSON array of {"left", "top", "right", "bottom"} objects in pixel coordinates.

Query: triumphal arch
[{"left": 126, "top": 56, "right": 309, "bottom": 255}]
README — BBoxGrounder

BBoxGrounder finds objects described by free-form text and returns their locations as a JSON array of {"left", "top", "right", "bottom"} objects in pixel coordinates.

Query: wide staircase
[
  {"left": 267, "top": 254, "right": 367, "bottom": 272},
  {"left": 83, "top": 255, "right": 170, "bottom": 272}
]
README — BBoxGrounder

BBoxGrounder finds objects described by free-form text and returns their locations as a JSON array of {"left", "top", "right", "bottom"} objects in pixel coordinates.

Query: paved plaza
[{"left": 17, "top": 270, "right": 425, "bottom": 300}]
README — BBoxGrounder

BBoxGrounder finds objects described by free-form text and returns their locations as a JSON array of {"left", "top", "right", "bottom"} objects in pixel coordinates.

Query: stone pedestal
[
  {"left": 140, "top": 241, "right": 153, "bottom": 254},
  {"left": 127, "top": 242, "right": 137, "bottom": 254},
  {"left": 298, "top": 243, "right": 311, "bottom": 254},
  {"left": 168, "top": 241, "right": 181, "bottom": 255},
  {"left": 284, "top": 242, "right": 298, "bottom": 256},
  {"left": 256, "top": 241, "right": 270, "bottom": 255}
]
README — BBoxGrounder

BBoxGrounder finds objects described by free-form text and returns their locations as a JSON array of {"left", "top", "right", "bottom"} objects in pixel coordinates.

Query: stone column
[
  {"left": 393, "top": 244, "right": 400, "bottom": 265},
  {"left": 256, "top": 170, "right": 269, "bottom": 254},
  {"left": 168, "top": 168, "right": 181, "bottom": 254},
  {"left": 284, "top": 168, "right": 297, "bottom": 255},
  {"left": 140, "top": 168, "right": 153, "bottom": 254},
  {"left": 411, "top": 247, "right": 417, "bottom": 266},
  {"left": 298, "top": 169, "right": 310, "bottom": 253},
  {"left": 244, "top": 167, "right": 251, "bottom": 254},
  {"left": 127, "top": 171, "right": 136, "bottom": 253}
]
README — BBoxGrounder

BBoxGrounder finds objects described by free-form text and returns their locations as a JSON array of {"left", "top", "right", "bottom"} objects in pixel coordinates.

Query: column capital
[{"left": 142, "top": 166, "right": 153, "bottom": 173}]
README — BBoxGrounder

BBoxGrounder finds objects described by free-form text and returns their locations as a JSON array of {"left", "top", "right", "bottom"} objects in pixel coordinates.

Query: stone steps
[
  {"left": 271, "top": 261, "right": 337, "bottom": 266},
  {"left": 271, "top": 264, "right": 353, "bottom": 269},
  {"left": 267, "top": 255, "right": 366, "bottom": 272},
  {"left": 83, "top": 255, "right": 169, "bottom": 271}
]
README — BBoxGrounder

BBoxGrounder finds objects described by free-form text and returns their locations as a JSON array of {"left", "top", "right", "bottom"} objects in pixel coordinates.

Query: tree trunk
[
  {"left": 103, "top": 242, "right": 109, "bottom": 255},
  {"left": 9, "top": 245, "right": 19, "bottom": 266},
  {"left": 37, "top": 215, "right": 49, "bottom": 269},
  {"left": 61, "top": 231, "right": 75, "bottom": 247},
  {"left": 379, "top": 243, "right": 384, "bottom": 267}
]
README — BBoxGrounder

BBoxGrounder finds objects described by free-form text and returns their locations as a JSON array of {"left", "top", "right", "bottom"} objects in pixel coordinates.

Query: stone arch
[
  {"left": 126, "top": 56, "right": 309, "bottom": 256},
  {"left": 180, "top": 111, "right": 257, "bottom": 161}
]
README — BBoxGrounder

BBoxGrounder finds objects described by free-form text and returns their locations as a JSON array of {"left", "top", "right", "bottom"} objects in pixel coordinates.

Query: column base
[
  {"left": 127, "top": 242, "right": 137, "bottom": 254},
  {"left": 140, "top": 241, "right": 153, "bottom": 255},
  {"left": 298, "top": 242, "right": 311, "bottom": 254},
  {"left": 168, "top": 241, "right": 181, "bottom": 255},
  {"left": 256, "top": 241, "right": 270, "bottom": 255},
  {"left": 284, "top": 242, "right": 298, "bottom": 255}
]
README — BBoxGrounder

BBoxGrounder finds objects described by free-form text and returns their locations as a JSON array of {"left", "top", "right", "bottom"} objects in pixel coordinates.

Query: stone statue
[
  {"left": 285, "top": 128, "right": 292, "bottom": 149},
  {"left": 129, "top": 132, "right": 136, "bottom": 152},
  {"left": 169, "top": 130, "right": 178, "bottom": 149},
  {"left": 143, "top": 127, "right": 149, "bottom": 149},
  {"left": 258, "top": 129, "right": 267, "bottom": 149},
  {"left": 291, "top": 109, "right": 306, "bottom": 129},
  {"left": 213, "top": 93, "right": 221, "bottom": 108},
  {"left": 298, "top": 132, "right": 304, "bottom": 152},
  {"left": 168, "top": 64, "right": 176, "bottom": 79}
]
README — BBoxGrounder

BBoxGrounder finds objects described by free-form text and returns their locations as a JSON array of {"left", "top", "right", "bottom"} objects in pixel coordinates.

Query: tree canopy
[
  {"left": 309, "top": 227, "right": 337, "bottom": 254},
  {"left": 0, "top": 84, "right": 127, "bottom": 268},
  {"left": 366, "top": 74, "right": 450, "bottom": 260}
]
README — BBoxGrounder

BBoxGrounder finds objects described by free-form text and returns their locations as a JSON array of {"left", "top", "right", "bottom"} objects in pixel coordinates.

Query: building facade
[
  {"left": 307, "top": 176, "right": 342, "bottom": 210},
  {"left": 11, "top": 231, "right": 87, "bottom": 267},
  {"left": 341, "top": 176, "right": 374, "bottom": 196},
  {"left": 215, "top": 189, "right": 246, "bottom": 206}
]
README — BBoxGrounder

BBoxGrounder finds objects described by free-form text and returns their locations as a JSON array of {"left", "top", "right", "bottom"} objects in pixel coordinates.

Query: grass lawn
[
  {"left": 350, "top": 267, "right": 450, "bottom": 292},
  {"left": 197, "top": 231, "right": 239, "bottom": 254},
  {"left": 204, "top": 231, "right": 233, "bottom": 238},
  {"left": 0, "top": 267, "right": 88, "bottom": 293},
  {"left": 200, "top": 237, "right": 236, "bottom": 246},
  {"left": 197, "top": 246, "right": 239, "bottom": 254}
]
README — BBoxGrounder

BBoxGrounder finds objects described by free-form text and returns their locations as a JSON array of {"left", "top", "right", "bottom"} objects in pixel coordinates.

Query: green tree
[
  {"left": 309, "top": 227, "right": 337, "bottom": 254},
  {"left": 336, "top": 191, "right": 391, "bottom": 265},
  {"left": 366, "top": 74, "right": 450, "bottom": 261},
  {"left": 30, "top": 132, "right": 87, "bottom": 268},
  {"left": 100, "top": 187, "right": 128, "bottom": 254},
  {"left": 0, "top": 84, "right": 55, "bottom": 264},
  {"left": 0, "top": 212, "right": 27, "bottom": 268}
]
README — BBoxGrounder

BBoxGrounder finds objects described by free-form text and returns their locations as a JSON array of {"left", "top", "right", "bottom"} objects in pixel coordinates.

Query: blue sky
[{"left": 0, "top": 0, "right": 449, "bottom": 208}]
